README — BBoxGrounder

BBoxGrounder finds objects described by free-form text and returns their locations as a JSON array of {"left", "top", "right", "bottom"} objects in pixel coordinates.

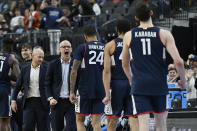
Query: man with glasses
[{"left": 45, "top": 40, "right": 76, "bottom": 131}]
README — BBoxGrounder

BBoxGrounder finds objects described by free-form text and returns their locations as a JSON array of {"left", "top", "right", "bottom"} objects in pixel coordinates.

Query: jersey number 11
[{"left": 141, "top": 38, "right": 151, "bottom": 55}]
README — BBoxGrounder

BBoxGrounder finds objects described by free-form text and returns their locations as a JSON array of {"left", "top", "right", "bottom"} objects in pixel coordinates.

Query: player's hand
[
  {"left": 10, "top": 81, "right": 16, "bottom": 87},
  {"left": 11, "top": 101, "right": 17, "bottom": 113},
  {"left": 56, "top": 18, "right": 62, "bottom": 23},
  {"left": 102, "top": 96, "right": 110, "bottom": 105},
  {"left": 129, "top": 79, "right": 132, "bottom": 86},
  {"left": 69, "top": 93, "right": 76, "bottom": 104},
  {"left": 50, "top": 98, "right": 58, "bottom": 106},
  {"left": 178, "top": 80, "right": 186, "bottom": 89}
]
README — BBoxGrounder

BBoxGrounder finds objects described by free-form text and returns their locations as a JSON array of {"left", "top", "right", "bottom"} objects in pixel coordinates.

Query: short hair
[
  {"left": 83, "top": 25, "right": 97, "bottom": 37},
  {"left": 60, "top": 40, "right": 71, "bottom": 46},
  {"left": 15, "top": 8, "right": 20, "bottom": 12},
  {"left": 32, "top": 46, "right": 44, "bottom": 55},
  {"left": 135, "top": 1, "right": 151, "bottom": 22},
  {"left": 2, "top": 37, "right": 14, "bottom": 53},
  {"left": 115, "top": 19, "right": 131, "bottom": 35},
  {"left": 168, "top": 68, "right": 177, "bottom": 72},
  {"left": 21, "top": 43, "right": 32, "bottom": 50}
]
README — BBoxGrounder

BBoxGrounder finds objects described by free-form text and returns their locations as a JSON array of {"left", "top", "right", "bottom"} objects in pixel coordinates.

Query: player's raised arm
[
  {"left": 102, "top": 41, "right": 114, "bottom": 104},
  {"left": 161, "top": 29, "right": 186, "bottom": 89},
  {"left": 122, "top": 31, "right": 132, "bottom": 85}
]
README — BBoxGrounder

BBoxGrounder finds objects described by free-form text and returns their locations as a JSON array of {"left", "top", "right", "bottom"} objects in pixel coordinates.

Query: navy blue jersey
[
  {"left": 74, "top": 41, "right": 105, "bottom": 99},
  {"left": 111, "top": 38, "right": 128, "bottom": 80},
  {"left": 0, "top": 54, "right": 11, "bottom": 88},
  {"left": 130, "top": 27, "right": 168, "bottom": 95}
]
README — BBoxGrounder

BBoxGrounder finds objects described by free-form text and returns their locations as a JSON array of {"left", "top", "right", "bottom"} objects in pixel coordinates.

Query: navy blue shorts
[
  {"left": 105, "top": 80, "right": 133, "bottom": 117},
  {"left": 75, "top": 96, "right": 104, "bottom": 115},
  {"left": 132, "top": 95, "right": 168, "bottom": 116},
  {"left": 0, "top": 88, "right": 11, "bottom": 118}
]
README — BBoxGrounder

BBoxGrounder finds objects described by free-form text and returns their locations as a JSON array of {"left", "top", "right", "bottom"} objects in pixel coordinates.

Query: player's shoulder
[
  {"left": 159, "top": 28, "right": 172, "bottom": 43},
  {"left": 104, "top": 40, "right": 115, "bottom": 55},
  {"left": 125, "top": 30, "right": 132, "bottom": 36},
  {"left": 75, "top": 43, "right": 86, "bottom": 51},
  {"left": 159, "top": 28, "right": 171, "bottom": 36},
  {"left": 105, "top": 39, "right": 115, "bottom": 49}
]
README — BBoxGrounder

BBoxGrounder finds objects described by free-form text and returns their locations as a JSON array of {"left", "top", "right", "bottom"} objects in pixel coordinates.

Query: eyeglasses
[{"left": 60, "top": 46, "right": 71, "bottom": 49}]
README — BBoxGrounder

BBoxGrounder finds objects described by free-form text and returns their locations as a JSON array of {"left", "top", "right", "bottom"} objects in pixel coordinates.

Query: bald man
[
  {"left": 11, "top": 46, "right": 49, "bottom": 131},
  {"left": 45, "top": 40, "right": 76, "bottom": 131}
]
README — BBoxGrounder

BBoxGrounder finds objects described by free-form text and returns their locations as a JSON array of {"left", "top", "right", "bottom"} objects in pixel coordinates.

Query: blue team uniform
[
  {"left": 0, "top": 54, "right": 12, "bottom": 118},
  {"left": 105, "top": 38, "right": 133, "bottom": 117},
  {"left": 130, "top": 27, "right": 168, "bottom": 116},
  {"left": 73, "top": 41, "right": 105, "bottom": 115}
]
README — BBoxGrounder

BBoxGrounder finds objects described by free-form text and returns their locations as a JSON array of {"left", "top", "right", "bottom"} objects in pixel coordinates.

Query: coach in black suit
[
  {"left": 45, "top": 40, "right": 76, "bottom": 131},
  {"left": 11, "top": 46, "right": 49, "bottom": 131}
]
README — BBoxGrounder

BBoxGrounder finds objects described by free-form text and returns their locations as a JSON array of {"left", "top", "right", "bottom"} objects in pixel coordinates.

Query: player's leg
[
  {"left": 75, "top": 97, "right": 90, "bottom": 131},
  {"left": 92, "top": 114, "right": 102, "bottom": 131},
  {"left": 0, "top": 118, "right": 11, "bottom": 131},
  {"left": 138, "top": 114, "right": 150, "bottom": 131},
  {"left": 107, "top": 117, "right": 118, "bottom": 131},
  {"left": 0, "top": 92, "right": 12, "bottom": 131},
  {"left": 106, "top": 80, "right": 129, "bottom": 131},
  {"left": 152, "top": 95, "right": 168, "bottom": 131},
  {"left": 124, "top": 86, "right": 139, "bottom": 131},
  {"left": 131, "top": 95, "right": 153, "bottom": 131},
  {"left": 92, "top": 99, "right": 105, "bottom": 131},
  {"left": 128, "top": 117, "right": 139, "bottom": 131},
  {"left": 0, "top": 119, "right": 6, "bottom": 131},
  {"left": 153, "top": 111, "right": 168, "bottom": 131},
  {"left": 5, "top": 118, "right": 12, "bottom": 131},
  {"left": 76, "top": 114, "right": 86, "bottom": 131}
]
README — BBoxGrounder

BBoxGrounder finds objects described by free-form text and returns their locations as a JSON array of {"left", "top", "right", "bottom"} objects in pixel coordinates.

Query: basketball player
[
  {"left": 0, "top": 37, "right": 20, "bottom": 131},
  {"left": 122, "top": 1, "right": 186, "bottom": 131},
  {"left": 70, "top": 25, "right": 105, "bottom": 131},
  {"left": 102, "top": 19, "right": 138, "bottom": 131}
]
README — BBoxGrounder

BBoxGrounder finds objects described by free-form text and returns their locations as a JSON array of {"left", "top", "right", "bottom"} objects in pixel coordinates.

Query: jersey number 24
[{"left": 89, "top": 51, "right": 104, "bottom": 65}]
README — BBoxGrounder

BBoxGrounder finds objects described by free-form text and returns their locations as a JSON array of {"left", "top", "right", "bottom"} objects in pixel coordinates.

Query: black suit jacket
[
  {"left": 45, "top": 58, "right": 75, "bottom": 101},
  {"left": 12, "top": 63, "right": 49, "bottom": 110}
]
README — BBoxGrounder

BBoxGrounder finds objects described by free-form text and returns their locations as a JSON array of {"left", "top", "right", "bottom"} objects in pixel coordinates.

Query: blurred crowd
[
  {"left": 167, "top": 54, "right": 197, "bottom": 107},
  {"left": 0, "top": 0, "right": 133, "bottom": 32}
]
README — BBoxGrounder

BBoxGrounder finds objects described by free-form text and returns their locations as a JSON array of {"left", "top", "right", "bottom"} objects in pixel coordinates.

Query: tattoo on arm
[
  {"left": 70, "top": 60, "right": 81, "bottom": 94},
  {"left": 10, "top": 56, "right": 20, "bottom": 77}
]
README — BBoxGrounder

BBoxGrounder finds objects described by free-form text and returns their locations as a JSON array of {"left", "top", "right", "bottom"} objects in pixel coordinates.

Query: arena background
[{"left": 1, "top": 0, "right": 197, "bottom": 130}]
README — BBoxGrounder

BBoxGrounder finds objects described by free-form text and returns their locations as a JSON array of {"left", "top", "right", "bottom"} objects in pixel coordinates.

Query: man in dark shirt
[
  {"left": 69, "top": 0, "right": 95, "bottom": 26},
  {"left": 40, "top": 0, "right": 66, "bottom": 29},
  {"left": 40, "top": 0, "right": 67, "bottom": 55},
  {"left": 70, "top": 0, "right": 95, "bottom": 17},
  {"left": 20, "top": 43, "right": 32, "bottom": 68}
]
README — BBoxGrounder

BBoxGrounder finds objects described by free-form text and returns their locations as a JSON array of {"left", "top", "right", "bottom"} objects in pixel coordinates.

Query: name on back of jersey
[
  {"left": 117, "top": 42, "right": 123, "bottom": 47},
  {"left": 88, "top": 45, "right": 104, "bottom": 50},
  {"left": 135, "top": 31, "right": 156, "bottom": 38},
  {"left": 0, "top": 56, "right": 6, "bottom": 61}
]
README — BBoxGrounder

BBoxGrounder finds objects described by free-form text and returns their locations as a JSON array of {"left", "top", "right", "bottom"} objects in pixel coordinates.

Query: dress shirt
[
  {"left": 27, "top": 65, "right": 41, "bottom": 98},
  {"left": 60, "top": 59, "right": 70, "bottom": 98}
]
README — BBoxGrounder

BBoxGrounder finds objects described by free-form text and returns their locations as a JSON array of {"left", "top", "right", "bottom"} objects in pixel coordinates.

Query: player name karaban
[
  {"left": 135, "top": 31, "right": 157, "bottom": 38},
  {"left": 88, "top": 45, "right": 104, "bottom": 50}
]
